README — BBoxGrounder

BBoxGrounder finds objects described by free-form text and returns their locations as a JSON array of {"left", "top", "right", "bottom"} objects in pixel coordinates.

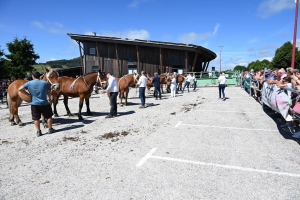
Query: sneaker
[
  {"left": 222, "top": 98, "right": 226, "bottom": 101},
  {"left": 105, "top": 115, "right": 114, "bottom": 118},
  {"left": 48, "top": 128, "right": 56, "bottom": 134},
  {"left": 36, "top": 130, "right": 42, "bottom": 137}
]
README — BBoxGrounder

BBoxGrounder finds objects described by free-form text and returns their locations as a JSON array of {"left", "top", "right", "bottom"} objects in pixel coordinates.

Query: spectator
[
  {"left": 101, "top": 72, "right": 119, "bottom": 118},
  {"left": 170, "top": 74, "right": 177, "bottom": 97},
  {"left": 137, "top": 71, "right": 148, "bottom": 108},
  {"left": 192, "top": 74, "right": 197, "bottom": 91}
]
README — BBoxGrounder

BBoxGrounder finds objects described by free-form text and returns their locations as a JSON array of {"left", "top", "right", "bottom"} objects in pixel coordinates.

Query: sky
[{"left": 0, "top": 0, "right": 299, "bottom": 71}]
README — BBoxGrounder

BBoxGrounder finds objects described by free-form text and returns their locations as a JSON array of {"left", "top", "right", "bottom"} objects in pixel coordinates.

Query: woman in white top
[
  {"left": 218, "top": 73, "right": 227, "bottom": 101},
  {"left": 170, "top": 75, "right": 177, "bottom": 97}
]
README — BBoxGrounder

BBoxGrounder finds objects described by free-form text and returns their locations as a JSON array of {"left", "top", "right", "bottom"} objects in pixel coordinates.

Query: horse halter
[
  {"left": 97, "top": 72, "right": 107, "bottom": 89},
  {"left": 42, "top": 71, "right": 60, "bottom": 90},
  {"left": 133, "top": 73, "right": 140, "bottom": 84}
]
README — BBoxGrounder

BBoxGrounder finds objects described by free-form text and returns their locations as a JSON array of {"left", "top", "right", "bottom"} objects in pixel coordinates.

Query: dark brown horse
[
  {"left": 146, "top": 73, "right": 171, "bottom": 94},
  {"left": 7, "top": 68, "right": 60, "bottom": 126},
  {"left": 118, "top": 73, "right": 139, "bottom": 106},
  {"left": 52, "top": 71, "right": 107, "bottom": 120}
]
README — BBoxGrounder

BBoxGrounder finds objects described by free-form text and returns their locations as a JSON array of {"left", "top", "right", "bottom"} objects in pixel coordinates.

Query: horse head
[
  {"left": 41, "top": 67, "right": 60, "bottom": 91},
  {"left": 97, "top": 71, "right": 108, "bottom": 89}
]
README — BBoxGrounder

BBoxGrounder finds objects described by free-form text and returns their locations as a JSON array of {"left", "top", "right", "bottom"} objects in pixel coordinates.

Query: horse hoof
[
  {"left": 10, "top": 122, "right": 17, "bottom": 126},
  {"left": 78, "top": 116, "right": 84, "bottom": 120}
]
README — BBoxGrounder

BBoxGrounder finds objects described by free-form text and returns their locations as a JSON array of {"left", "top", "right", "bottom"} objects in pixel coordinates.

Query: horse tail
[{"left": 7, "top": 93, "right": 12, "bottom": 113}]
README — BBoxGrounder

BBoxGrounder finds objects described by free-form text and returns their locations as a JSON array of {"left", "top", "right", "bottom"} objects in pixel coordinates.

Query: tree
[
  {"left": 0, "top": 46, "right": 6, "bottom": 79},
  {"left": 271, "top": 41, "right": 300, "bottom": 69},
  {"left": 233, "top": 65, "right": 246, "bottom": 72},
  {"left": 247, "top": 59, "right": 271, "bottom": 71},
  {"left": 5, "top": 37, "right": 40, "bottom": 79}
]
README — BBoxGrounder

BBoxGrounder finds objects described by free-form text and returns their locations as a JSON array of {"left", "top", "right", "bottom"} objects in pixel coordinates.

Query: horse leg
[
  {"left": 41, "top": 114, "right": 48, "bottom": 128},
  {"left": 53, "top": 95, "right": 59, "bottom": 117},
  {"left": 125, "top": 89, "right": 129, "bottom": 106},
  {"left": 7, "top": 95, "right": 16, "bottom": 125},
  {"left": 63, "top": 94, "right": 73, "bottom": 116},
  {"left": 78, "top": 96, "right": 84, "bottom": 120},
  {"left": 85, "top": 97, "right": 93, "bottom": 116},
  {"left": 13, "top": 99, "right": 24, "bottom": 126},
  {"left": 119, "top": 91, "right": 124, "bottom": 106}
]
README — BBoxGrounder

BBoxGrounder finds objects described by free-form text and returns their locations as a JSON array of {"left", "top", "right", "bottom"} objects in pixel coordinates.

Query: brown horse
[
  {"left": 7, "top": 68, "right": 60, "bottom": 126},
  {"left": 52, "top": 71, "right": 107, "bottom": 120},
  {"left": 146, "top": 73, "right": 171, "bottom": 94},
  {"left": 118, "top": 73, "right": 139, "bottom": 106},
  {"left": 177, "top": 73, "right": 187, "bottom": 91}
]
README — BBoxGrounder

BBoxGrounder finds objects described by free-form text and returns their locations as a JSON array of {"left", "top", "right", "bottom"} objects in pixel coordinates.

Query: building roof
[{"left": 67, "top": 33, "right": 217, "bottom": 60}]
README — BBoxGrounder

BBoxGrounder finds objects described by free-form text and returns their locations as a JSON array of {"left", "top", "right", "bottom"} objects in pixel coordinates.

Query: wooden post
[
  {"left": 159, "top": 47, "right": 163, "bottom": 74},
  {"left": 96, "top": 42, "right": 101, "bottom": 71},
  {"left": 185, "top": 50, "right": 188, "bottom": 72},
  {"left": 115, "top": 43, "right": 121, "bottom": 77},
  {"left": 192, "top": 52, "right": 198, "bottom": 72},
  {"left": 77, "top": 41, "right": 84, "bottom": 75},
  {"left": 136, "top": 45, "right": 140, "bottom": 74}
]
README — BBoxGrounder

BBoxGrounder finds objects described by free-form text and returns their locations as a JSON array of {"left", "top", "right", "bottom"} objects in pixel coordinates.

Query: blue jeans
[
  {"left": 154, "top": 86, "right": 161, "bottom": 99},
  {"left": 182, "top": 81, "right": 190, "bottom": 92},
  {"left": 139, "top": 87, "right": 146, "bottom": 106},
  {"left": 193, "top": 81, "right": 197, "bottom": 90},
  {"left": 219, "top": 84, "right": 226, "bottom": 98}
]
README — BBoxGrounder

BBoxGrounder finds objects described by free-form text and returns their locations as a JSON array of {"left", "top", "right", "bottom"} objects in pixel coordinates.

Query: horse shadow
[{"left": 263, "top": 106, "right": 300, "bottom": 145}]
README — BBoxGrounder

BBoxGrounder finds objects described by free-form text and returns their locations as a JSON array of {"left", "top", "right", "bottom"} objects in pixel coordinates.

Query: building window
[{"left": 90, "top": 48, "right": 95, "bottom": 55}]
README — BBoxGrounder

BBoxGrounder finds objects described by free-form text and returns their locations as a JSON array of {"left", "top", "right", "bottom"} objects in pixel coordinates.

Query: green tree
[
  {"left": 271, "top": 41, "right": 300, "bottom": 69},
  {"left": 5, "top": 37, "right": 40, "bottom": 79},
  {"left": 0, "top": 46, "right": 6, "bottom": 79},
  {"left": 233, "top": 65, "right": 246, "bottom": 72},
  {"left": 247, "top": 59, "right": 271, "bottom": 71}
]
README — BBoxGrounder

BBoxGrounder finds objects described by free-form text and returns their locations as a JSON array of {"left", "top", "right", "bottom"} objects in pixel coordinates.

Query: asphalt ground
[{"left": 0, "top": 86, "right": 300, "bottom": 199}]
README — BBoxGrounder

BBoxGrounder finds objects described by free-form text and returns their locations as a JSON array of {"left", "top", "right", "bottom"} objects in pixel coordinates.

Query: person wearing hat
[
  {"left": 18, "top": 71, "right": 55, "bottom": 137},
  {"left": 137, "top": 71, "right": 148, "bottom": 108}
]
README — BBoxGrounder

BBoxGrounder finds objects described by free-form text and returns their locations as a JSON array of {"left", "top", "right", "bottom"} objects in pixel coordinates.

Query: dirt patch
[
  {"left": 95, "top": 130, "right": 131, "bottom": 142},
  {"left": 1, "top": 140, "right": 13, "bottom": 145},
  {"left": 62, "top": 136, "right": 80, "bottom": 142}
]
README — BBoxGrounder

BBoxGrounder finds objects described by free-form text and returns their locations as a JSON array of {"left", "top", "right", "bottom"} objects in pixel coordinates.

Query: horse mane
[{"left": 83, "top": 71, "right": 97, "bottom": 77}]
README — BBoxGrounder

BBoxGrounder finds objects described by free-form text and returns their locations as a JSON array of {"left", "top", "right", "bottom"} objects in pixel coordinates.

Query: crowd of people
[
  {"left": 0, "top": 78, "right": 15, "bottom": 103},
  {"left": 239, "top": 67, "right": 300, "bottom": 137}
]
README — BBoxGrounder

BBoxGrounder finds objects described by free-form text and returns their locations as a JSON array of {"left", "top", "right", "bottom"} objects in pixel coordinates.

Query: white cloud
[
  {"left": 257, "top": 0, "right": 295, "bottom": 18},
  {"left": 178, "top": 23, "right": 220, "bottom": 44},
  {"left": 128, "top": 0, "right": 148, "bottom": 8},
  {"left": 31, "top": 21, "right": 67, "bottom": 34},
  {"left": 213, "top": 24, "right": 220, "bottom": 35},
  {"left": 100, "top": 29, "right": 150, "bottom": 40}
]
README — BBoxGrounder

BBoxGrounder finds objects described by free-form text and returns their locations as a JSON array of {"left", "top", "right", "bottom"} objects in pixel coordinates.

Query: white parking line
[
  {"left": 136, "top": 148, "right": 300, "bottom": 178},
  {"left": 136, "top": 148, "right": 157, "bottom": 167},
  {"left": 175, "top": 122, "right": 277, "bottom": 132}
]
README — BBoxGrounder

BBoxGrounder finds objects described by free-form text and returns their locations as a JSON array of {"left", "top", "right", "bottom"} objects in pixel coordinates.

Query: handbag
[{"left": 293, "top": 102, "right": 300, "bottom": 114}]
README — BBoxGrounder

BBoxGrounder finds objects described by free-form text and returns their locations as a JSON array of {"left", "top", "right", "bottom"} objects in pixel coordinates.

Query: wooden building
[{"left": 67, "top": 33, "right": 217, "bottom": 77}]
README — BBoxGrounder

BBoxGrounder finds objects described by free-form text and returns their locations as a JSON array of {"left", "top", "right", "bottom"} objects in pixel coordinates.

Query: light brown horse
[
  {"left": 7, "top": 68, "right": 60, "bottom": 126},
  {"left": 52, "top": 71, "right": 107, "bottom": 120},
  {"left": 177, "top": 73, "right": 187, "bottom": 91},
  {"left": 118, "top": 73, "right": 139, "bottom": 106}
]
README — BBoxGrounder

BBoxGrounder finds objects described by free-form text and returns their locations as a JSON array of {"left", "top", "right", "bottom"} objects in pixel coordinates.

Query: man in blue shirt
[
  {"left": 152, "top": 72, "right": 161, "bottom": 100},
  {"left": 19, "top": 72, "right": 55, "bottom": 137}
]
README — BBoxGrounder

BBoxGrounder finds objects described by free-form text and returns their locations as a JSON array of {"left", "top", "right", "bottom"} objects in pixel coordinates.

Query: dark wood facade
[{"left": 67, "top": 33, "right": 217, "bottom": 76}]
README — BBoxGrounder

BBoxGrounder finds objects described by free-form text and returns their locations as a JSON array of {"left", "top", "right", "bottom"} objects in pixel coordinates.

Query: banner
[{"left": 261, "top": 82, "right": 290, "bottom": 120}]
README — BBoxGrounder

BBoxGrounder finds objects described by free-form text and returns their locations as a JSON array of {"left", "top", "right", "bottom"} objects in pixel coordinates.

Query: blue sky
[{"left": 0, "top": 0, "right": 298, "bottom": 71}]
